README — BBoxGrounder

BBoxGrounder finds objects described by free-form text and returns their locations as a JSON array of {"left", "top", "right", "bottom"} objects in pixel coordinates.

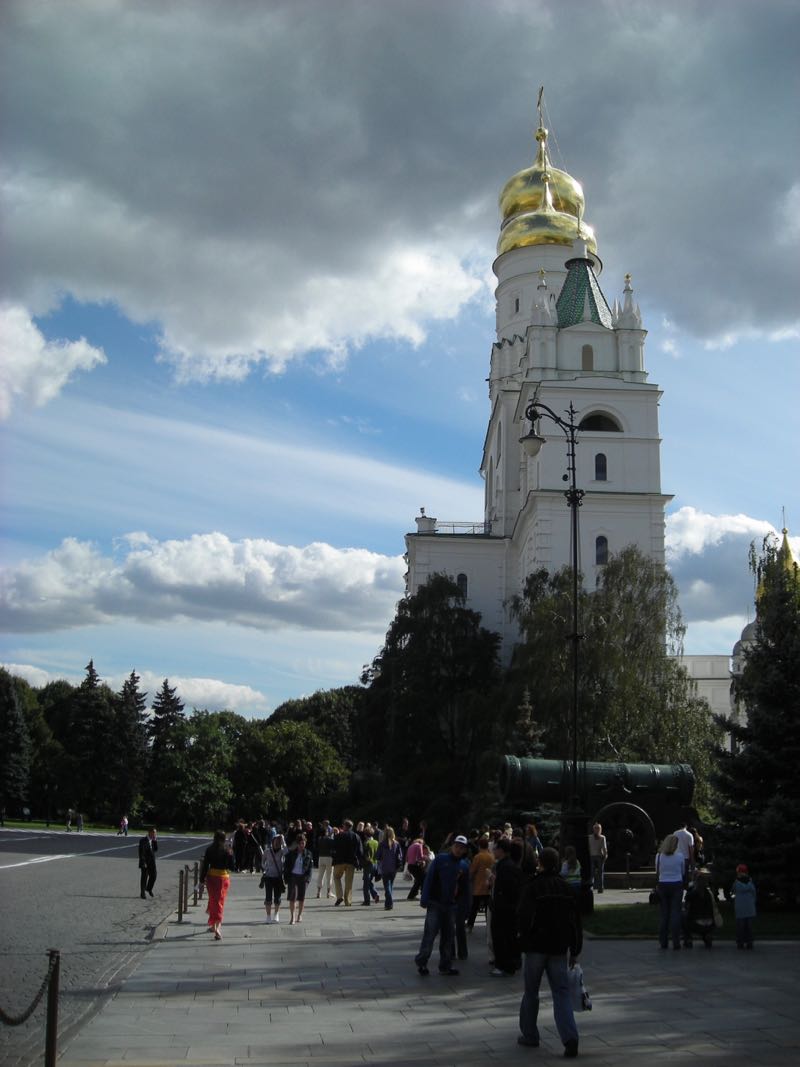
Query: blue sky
[{"left": 1, "top": 0, "right": 798, "bottom": 715}]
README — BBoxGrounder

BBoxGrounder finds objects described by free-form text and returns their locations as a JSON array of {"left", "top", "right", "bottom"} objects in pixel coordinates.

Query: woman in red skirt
[{"left": 200, "top": 830, "right": 235, "bottom": 940}]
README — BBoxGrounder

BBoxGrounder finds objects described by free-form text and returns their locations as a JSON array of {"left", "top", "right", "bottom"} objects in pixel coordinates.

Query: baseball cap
[{"left": 454, "top": 835, "right": 468, "bottom": 845}]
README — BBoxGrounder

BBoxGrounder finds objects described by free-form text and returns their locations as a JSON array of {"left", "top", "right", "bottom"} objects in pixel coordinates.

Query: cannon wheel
[{"left": 593, "top": 801, "right": 656, "bottom": 869}]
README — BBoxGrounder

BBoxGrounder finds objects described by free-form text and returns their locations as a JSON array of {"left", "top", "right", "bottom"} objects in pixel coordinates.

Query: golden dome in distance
[{"left": 497, "top": 93, "right": 597, "bottom": 257}]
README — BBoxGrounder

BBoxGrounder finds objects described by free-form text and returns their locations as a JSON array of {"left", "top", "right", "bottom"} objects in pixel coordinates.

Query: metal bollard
[
  {"left": 192, "top": 861, "right": 199, "bottom": 906},
  {"left": 45, "top": 949, "right": 60, "bottom": 1067},
  {"left": 178, "top": 868, "right": 185, "bottom": 923},
  {"left": 183, "top": 865, "right": 190, "bottom": 913}
]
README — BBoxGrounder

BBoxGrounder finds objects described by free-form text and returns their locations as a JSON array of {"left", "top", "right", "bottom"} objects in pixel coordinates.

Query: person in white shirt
[
  {"left": 587, "top": 823, "right": 608, "bottom": 893},
  {"left": 673, "top": 823, "right": 695, "bottom": 873}
]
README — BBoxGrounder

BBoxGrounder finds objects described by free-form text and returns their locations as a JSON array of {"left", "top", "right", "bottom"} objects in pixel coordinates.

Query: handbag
[
  {"left": 568, "top": 963, "right": 592, "bottom": 1012},
  {"left": 648, "top": 888, "right": 660, "bottom": 905},
  {"left": 712, "top": 897, "right": 723, "bottom": 928}
]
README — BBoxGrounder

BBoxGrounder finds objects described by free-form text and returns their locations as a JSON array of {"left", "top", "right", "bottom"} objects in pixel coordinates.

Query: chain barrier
[{"left": 0, "top": 949, "right": 59, "bottom": 1027}]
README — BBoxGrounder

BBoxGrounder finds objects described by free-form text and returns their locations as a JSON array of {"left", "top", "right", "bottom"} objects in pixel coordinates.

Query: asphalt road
[{"left": 0, "top": 826, "right": 208, "bottom": 1066}]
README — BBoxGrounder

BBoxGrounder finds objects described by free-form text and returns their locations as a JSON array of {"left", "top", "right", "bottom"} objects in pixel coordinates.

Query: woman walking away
[
  {"left": 285, "top": 833, "right": 313, "bottom": 924},
  {"left": 200, "top": 830, "right": 234, "bottom": 940},
  {"left": 376, "top": 825, "right": 404, "bottom": 910},
  {"left": 655, "top": 834, "right": 685, "bottom": 950},
  {"left": 262, "top": 834, "right": 287, "bottom": 924}
]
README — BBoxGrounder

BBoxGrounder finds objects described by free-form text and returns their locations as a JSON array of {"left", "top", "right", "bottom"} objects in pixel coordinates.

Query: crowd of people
[
  {"left": 163, "top": 814, "right": 755, "bottom": 1060},
  {"left": 655, "top": 822, "right": 757, "bottom": 951}
]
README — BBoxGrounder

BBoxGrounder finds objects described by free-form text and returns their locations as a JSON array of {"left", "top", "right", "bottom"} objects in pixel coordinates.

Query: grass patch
[{"left": 585, "top": 902, "right": 800, "bottom": 940}]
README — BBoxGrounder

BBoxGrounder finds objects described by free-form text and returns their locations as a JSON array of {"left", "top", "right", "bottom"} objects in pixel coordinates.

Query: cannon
[{"left": 499, "top": 756, "right": 697, "bottom": 869}]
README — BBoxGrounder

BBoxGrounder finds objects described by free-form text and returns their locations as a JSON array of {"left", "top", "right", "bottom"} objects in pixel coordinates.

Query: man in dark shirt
[
  {"left": 138, "top": 827, "right": 158, "bottom": 898},
  {"left": 331, "top": 819, "right": 363, "bottom": 906},
  {"left": 490, "top": 837, "right": 524, "bottom": 975},
  {"left": 516, "top": 847, "right": 582, "bottom": 1057}
]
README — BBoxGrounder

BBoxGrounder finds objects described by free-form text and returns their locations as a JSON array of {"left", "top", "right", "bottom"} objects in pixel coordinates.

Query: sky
[{"left": 1, "top": 0, "right": 798, "bottom": 717}]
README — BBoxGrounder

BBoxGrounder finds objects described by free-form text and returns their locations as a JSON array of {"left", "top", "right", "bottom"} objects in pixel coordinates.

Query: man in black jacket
[
  {"left": 138, "top": 827, "right": 158, "bottom": 898},
  {"left": 331, "top": 819, "right": 362, "bottom": 906},
  {"left": 516, "top": 847, "right": 582, "bottom": 1057},
  {"left": 490, "top": 838, "right": 524, "bottom": 975}
]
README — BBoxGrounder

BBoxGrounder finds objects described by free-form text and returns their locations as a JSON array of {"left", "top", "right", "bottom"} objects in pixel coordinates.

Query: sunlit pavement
[{"left": 57, "top": 873, "right": 799, "bottom": 1066}]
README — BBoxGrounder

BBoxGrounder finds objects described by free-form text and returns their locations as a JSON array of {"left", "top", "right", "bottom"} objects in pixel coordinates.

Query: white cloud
[
  {"left": 2, "top": 1, "right": 798, "bottom": 381},
  {"left": 665, "top": 507, "right": 800, "bottom": 635},
  {"left": 0, "top": 532, "right": 406, "bottom": 634},
  {"left": 665, "top": 507, "right": 776, "bottom": 559},
  {"left": 2, "top": 662, "right": 54, "bottom": 688},
  {"left": 0, "top": 304, "right": 106, "bottom": 419},
  {"left": 134, "top": 671, "right": 270, "bottom": 715},
  {"left": 1, "top": 661, "right": 270, "bottom": 715}
]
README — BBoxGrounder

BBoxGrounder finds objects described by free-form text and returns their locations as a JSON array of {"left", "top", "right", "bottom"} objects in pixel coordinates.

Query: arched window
[
  {"left": 581, "top": 344, "right": 594, "bottom": 371},
  {"left": 595, "top": 536, "right": 609, "bottom": 566},
  {"left": 456, "top": 573, "right": 468, "bottom": 598},
  {"left": 595, "top": 452, "right": 607, "bottom": 481},
  {"left": 579, "top": 412, "right": 622, "bottom": 432}
]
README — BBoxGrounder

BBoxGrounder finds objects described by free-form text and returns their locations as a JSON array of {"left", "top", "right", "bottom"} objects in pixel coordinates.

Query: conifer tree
[
  {"left": 147, "top": 678, "right": 186, "bottom": 823},
  {"left": 0, "top": 668, "right": 32, "bottom": 814},
  {"left": 68, "top": 660, "right": 116, "bottom": 819},
  {"left": 110, "top": 671, "right": 150, "bottom": 819},
  {"left": 713, "top": 533, "right": 800, "bottom": 904}
]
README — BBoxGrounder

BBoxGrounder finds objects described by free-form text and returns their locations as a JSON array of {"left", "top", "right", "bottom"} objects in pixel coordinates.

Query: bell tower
[{"left": 406, "top": 94, "right": 672, "bottom": 656}]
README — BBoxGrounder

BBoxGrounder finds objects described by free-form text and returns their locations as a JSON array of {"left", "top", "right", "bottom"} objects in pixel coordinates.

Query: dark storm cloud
[{"left": 2, "top": 0, "right": 797, "bottom": 376}]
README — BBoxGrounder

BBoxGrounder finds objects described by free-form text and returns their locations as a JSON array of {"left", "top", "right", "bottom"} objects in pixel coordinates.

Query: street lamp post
[{"left": 519, "top": 400, "right": 589, "bottom": 885}]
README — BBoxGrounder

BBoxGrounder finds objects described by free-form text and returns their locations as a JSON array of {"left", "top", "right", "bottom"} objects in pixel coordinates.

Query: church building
[{"left": 405, "top": 112, "right": 672, "bottom": 657}]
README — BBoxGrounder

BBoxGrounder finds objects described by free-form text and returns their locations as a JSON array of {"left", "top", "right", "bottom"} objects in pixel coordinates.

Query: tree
[
  {"left": 257, "top": 720, "right": 349, "bottom": 817},
  {"left": 148, "top": 679, "right": 186, "bottom": 823},
  {"left": 361, "top": 573, "right": 501, "bottom": 829},
  {"left": 149, "top": 678, "right": 185, "bottom": 751},
  {"left": 269, "top": 686, "right": 365, "bottom": 769},
  {"left": 509, "top": 546, "right": 720, "bottom": 808},
  {"left": 67, "top": 660, "right": 117, "bottom": 819},
  {"left": 0, "top": 668, "right": 32, "bottom": 814},
  {"left": 713, "top": 533, "right": 800, "bottom": 904},
  {"left": 109, "top": 671, "right": 150, "bottom": 820}
]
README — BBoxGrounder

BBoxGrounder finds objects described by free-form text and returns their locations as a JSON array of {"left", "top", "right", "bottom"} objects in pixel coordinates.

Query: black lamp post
[{"left": 519, "top": 400, "right": 589, "bottom": 880}]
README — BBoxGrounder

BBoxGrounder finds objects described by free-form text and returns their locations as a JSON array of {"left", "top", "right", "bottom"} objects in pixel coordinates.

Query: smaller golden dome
[
  {"left": 497, "top": 126, "right": 596, "bottom": 257},
  {"left": 499, "top": 127, "right": 586, "bottom": 222}
]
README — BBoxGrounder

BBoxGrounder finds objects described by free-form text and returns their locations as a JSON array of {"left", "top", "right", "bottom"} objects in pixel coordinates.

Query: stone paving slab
[{"left": 57, "top": 877, "right": 800, "bottom": 1065}]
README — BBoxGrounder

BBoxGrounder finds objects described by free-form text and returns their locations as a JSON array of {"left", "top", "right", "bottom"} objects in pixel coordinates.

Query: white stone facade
[{"left": 405, "top": 144, "right": 672, "bottom": 660}]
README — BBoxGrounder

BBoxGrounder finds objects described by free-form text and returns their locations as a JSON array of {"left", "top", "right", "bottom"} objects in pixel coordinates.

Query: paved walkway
[{"left": 58, "top": 876, "right": 799, "bottom": 1066}]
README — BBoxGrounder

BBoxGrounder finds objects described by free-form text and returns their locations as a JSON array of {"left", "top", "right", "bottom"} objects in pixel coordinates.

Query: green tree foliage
[
  {"left": 256, "top": 720, "right": 349, "bottom": 818},
  {"left": 713, "top": 534, "right": 800, "bottom": 904},
  {"left": 109, "top": 671, "right": 150, "bottom": 820},
  {"left": 0, "top": 668, "right": 32, "bottom": 812},
  {"left": 147, "top": 679, "right": 186, "bottom": 823},
  {"left": 170, "top": 711, "right": 235, "bottom": 829},
  {"left": 67, "top": 660, "right": 117, "bottom": 819},
  {"left": 510, "top": 546, "right": 719, "bottom": 807},
  {"left": 270, "top": 686, "right": 365, "bottom": 768},
  {"left": 361, "top": 573, "right": 501, "bottom": 829}
]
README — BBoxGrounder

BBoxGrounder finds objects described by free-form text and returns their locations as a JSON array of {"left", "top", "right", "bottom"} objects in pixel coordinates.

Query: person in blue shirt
[{"left": 414, "top": 835, "right": 470, "bottom": 976}]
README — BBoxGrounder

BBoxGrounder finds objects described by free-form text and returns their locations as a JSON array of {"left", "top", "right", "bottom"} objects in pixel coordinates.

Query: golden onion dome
[{"left": 497, "top": 126, "right": 597, "bottom": 257}]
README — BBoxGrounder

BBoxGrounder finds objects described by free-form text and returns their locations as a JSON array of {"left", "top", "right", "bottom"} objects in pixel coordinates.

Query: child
[
  {"left": 560, "top": 846, "right": 582, "bottom": 894},
  {"left": 731, "top": 863, "right": 757, "bottom": 949}
]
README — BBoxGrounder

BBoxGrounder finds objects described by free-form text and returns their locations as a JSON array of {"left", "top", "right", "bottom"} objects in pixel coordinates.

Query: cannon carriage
[{"left": 499, "top": 755, "right": 698, "bottom": 868}]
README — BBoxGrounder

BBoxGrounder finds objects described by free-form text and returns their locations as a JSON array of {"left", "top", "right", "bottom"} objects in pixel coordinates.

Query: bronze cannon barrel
[{"left": 499, "top": 756, "right": 695, "bottom": 808}]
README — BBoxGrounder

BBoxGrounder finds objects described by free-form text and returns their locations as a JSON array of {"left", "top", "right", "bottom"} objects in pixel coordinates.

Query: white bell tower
[{"left": 406, "top": 99, "right": 671, "bottom": 657}]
